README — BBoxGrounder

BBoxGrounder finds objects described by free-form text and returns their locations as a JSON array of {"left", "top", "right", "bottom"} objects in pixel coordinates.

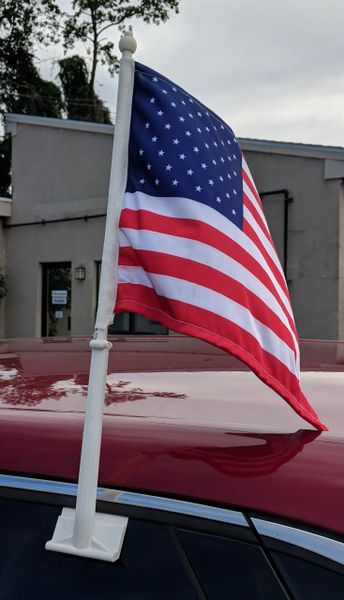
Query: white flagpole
[{"left": 46, "top": 31, "right": 137, "bottom": 562}]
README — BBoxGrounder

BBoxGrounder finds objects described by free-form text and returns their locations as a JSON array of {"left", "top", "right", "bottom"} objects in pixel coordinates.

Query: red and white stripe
[{"left": 115, "top": 162, "right": 326, "bottom": 430}]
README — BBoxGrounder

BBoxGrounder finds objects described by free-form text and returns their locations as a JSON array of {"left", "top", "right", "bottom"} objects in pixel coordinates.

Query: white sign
[
  {"left": 52, "top": 290, "right": 68, "bottom": 305},
  {"left": 55, "top": 310, "right": 64, "bottom": 319}
]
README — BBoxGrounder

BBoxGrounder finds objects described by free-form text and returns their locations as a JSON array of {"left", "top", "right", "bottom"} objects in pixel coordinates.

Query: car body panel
[{"left": 0, "top": 336, "right": 344, "bottom": 535}]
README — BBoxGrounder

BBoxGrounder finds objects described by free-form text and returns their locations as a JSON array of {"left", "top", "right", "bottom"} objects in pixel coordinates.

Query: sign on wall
[{"left": 51, "top": 290, "right": 68, "bottom": 305}]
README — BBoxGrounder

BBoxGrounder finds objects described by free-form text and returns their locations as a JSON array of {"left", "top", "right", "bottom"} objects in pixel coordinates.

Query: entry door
[{"left": 42, "top": 263, "right": 71, "bottom": 337}]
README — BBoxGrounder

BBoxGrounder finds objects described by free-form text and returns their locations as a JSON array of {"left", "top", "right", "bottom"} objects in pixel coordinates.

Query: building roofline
[
  {"left": 5, "top": 113, "right": 114, "bottom": 135},
  {"left": 4, "top": 114, "right": 344, "bottom": 161},
  {"left": 239, "top": 137, "right": 344, "bottom": 161}
]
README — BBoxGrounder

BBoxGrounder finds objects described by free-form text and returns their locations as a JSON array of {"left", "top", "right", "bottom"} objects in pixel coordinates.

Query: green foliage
[
  {"left": 0, "top": 269, "right": 7, "bottom": 302},
  {"left": 0, "top": 136, "right": 11, "bottom": 198},
  {"left": 62, "top": 1, "right": 180, "bottom": 92},
  {"left": 0, "top": 0, "right": 63, "bottom": 195},
  {"left": 59, "top": 55, "right": 111, "bottom": 123},
  {"left": 0, "top": 0, "right": 63, "bottom": 117}
]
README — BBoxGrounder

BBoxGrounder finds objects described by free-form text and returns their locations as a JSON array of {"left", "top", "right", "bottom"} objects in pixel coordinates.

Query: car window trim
[
  {"left": 252, "top": 517, "right": 344, "bottom": 566},
  {"left": 0, "top": 473, "right": 248, "bottom": 528}
]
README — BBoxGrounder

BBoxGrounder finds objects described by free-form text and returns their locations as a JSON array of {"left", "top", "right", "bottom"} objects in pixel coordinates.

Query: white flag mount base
[{"left": 45, "top": 507, "right": 128, "bottom": 562}]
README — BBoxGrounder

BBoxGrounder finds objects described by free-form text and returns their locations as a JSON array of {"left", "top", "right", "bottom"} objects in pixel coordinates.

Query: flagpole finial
[{"left": 119, "top": 30, "right": 137, "bottom": 55}]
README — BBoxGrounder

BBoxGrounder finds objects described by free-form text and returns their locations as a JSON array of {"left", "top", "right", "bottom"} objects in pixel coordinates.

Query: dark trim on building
[
  {"left": 4, "top": 214, "right": 106, "bottom": 228},
  {"left": 260, "top": 189, "right": 293, "bottom": 276}
]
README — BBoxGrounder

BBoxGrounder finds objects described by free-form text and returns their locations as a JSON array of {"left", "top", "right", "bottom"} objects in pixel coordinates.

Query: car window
[
  {"left": 0, "top": 497, "right": 198, "bottom": 599},
  {"left": 176, "top": 529, "right": 287, "bottom": 599},
  {"left": 272, "top": 551, "right": 344, "bottom": 600}
]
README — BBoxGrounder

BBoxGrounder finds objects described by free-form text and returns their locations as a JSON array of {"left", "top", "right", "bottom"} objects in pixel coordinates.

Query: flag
[{"left": 115, "top": 62, "right": 326, "bottom": 432}]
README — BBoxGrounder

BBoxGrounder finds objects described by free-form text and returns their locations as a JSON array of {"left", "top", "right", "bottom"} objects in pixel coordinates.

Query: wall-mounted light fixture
[{"left": 75, "top": 265, "right": 86, "bottom": 281}]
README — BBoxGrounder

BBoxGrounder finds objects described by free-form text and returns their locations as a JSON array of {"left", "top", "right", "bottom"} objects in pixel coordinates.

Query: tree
[
  {"left": 0, "top": 0, "right": 63, "bottom": 117},
  {"left": 62, "top": 0, "right": 180, "bottom": 117},
  {"left": 0, "top": 0, "right": 63, "bottom": 195},
  {"left": 59, "top": 55, "right": 111, "bottom": 123}
]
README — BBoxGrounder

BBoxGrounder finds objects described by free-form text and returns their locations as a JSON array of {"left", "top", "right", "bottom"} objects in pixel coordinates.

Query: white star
[
  {"left": 150, "top": 97, "right": 156, "bottom": 103},
  {"left": 233, "top": 170, "right": 237, "bottom": 176},
  {"left": 153, "top": 77, "right": 158, "bottom": 82},
  {"left": 201, "top": 163, "right": 207, "bottom": 169},
  {"left": 227, "top": 139, "right": 231, "bottom": 145},
  {"left": 197, "top": 112, "right": 202, "bottom": 117},
  {"left": 158, "top": 149, "right": 165, "bottom": 156},
  {"left": 166, "top": 164, "right": 172, "bottom": 171},
  {"left": 219, "top": 176, "right": 224, "bottom": 182},
  {"left": 173, "top": 138, "right": 180, "bottom": 145},
  {"left": 157, "top": 110, "right": 164, "bottom": 116},
  {"left": 204, "top": 143, "right": 209, "bottom": 149},
  {"left": 165, "top": 123, "right": 171, "bottom": 130},
  {"left": 187, "top": 169, "right": 193, "bottom": 175},
  {"left": 221, "top": 125, "right": 225, "bottom": 130},
  {"left": 221, "top": 141, "right": 225, "bottom": 146},
  {"left": 179, "top": 153, "right": 186, "bottom": 160},
  {"left": 147, "top": 163, "right": 151, "bottom": 170},
  {"left": 181, "top": 100, "right": 186, "bottom": 105},
  {"left": 233, "top": 189, "right": 237, "bottom": 195},
  {"left": 208, "top": 179, "right": 214, "bottom": 186},
  {"left": 205, "top": 112, "right": 209, "bottom": 116},
  {"left": 212, "top": 159, "right": 217, "bottom": 165},
  {"left": 220, "top": 157, "right": 225, "bottom": 163},
  {"left": 171, "top": 102, "right": 176, "bottom": 107},
  {"left": 197, "top": 128, "right": 202, "bottom": 133},
  {"left": 226, "top": 193, "right": 230, "bottom": 198},
  {"left": 162, "top": 89, "right": 168, "bottom": 94},
  {"left": 227, "top": 173, "right": 232, "bottom": 179},
  {"left": 179, "top": 116, "right": 185, "bottom": 122},
  {"left": 227, "top": 156, "right": 232, "bottom": 162},
  {"left": 213, "top": 141, "right": 218, "bottom": 147},
  {"left": 145, "top": 122, "right": 150, "bottom": 128},
  {"left": 189, "top": 98, "right": 194, "bottom": 103},
  {"left": 216, "top": 197, "right": 221, "bottom": 203},
  {"left": 205, "top": 127, "right": 210, "bottom": 132},
  {"left": 152, "top": 136, "right": 157, "bottom": 142},
  {"left": 193, "top": 146, "right": 199, "bottom": 153},
  {"left": 232, "top": 209, "right": 236, "bottom": 215},
  {"left": 185, "top": 131, "right": 191, "bottom": 137},
  {"left": 172, "top": 87, "right": 177, "bottom": 92},
  {"left": 232, "top": 154, "right": 237, "bottom": 159},
  {"left": 172, "top": 179, "right": 179, "bottom": 186},
  {"left": 139, "top": 178, "right": 145, "bottom": 184},
  {"left": 188, "top": 113, "right": 194, "bottom": 118},
  {"left": 213, "top": 126, "right": 218, "bottom": 131},
  {"left": 139, "top": 149, "right": 144, "bottom": 155},
  {"left": 195, "top": 185, "right": 202, "bottom": 192},
  {"left": 155, "top": 178, "right": 160, "bottom": 185}
]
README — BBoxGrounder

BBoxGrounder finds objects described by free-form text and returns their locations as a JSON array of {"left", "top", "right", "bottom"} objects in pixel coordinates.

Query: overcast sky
[{"left": 41, "top": 0, "right": 344, "bottom": 147}]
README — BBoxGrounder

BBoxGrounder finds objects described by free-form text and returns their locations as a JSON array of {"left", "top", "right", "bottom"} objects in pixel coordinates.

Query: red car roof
[{"left": 0, "top": 336, "right": 344, "bottom": 535}]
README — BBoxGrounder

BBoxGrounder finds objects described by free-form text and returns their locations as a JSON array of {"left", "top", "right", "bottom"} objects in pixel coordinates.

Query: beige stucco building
[{"left": 2, "top": 113, "right": 344, "bottom": 340}]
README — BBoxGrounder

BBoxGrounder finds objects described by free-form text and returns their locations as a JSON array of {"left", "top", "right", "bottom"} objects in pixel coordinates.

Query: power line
[{"left": 6, "top": 90, "right": 115, "bottom": 110}]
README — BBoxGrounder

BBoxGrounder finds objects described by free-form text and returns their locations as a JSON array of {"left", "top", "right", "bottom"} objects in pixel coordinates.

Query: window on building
[{"left": 96, "top": 262, "right": 168, "bottom": 335}]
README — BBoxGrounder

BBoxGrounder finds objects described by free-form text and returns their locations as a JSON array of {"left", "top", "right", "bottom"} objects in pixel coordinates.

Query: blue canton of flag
[{"left": 126, "top": 63, "right": 243, "bottom": 229}]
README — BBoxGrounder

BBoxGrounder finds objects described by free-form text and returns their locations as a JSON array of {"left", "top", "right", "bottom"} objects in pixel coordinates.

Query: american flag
[{"left": 115, "top": 62, "right": 326, "bottom": 431}]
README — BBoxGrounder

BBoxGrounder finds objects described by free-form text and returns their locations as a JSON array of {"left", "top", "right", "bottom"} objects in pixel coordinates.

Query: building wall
[
  {"left": 243, "top": 149, "right": 340, "bottom": 340},
  {"left": 5, "top": 118, "right": 113, "bottom": 337},
  {"left": 339, "top": 183, "right": 344, "bottom": 341},
  {"left": 4, "top": 116, "right": 344, "bottom": 340},
  {"left": 5, "top": 219, "right": 106, "bottom": 337}
]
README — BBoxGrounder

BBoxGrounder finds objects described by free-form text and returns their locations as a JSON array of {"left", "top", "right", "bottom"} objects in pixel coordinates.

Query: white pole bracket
[{"left": 46, "top": 508, "right": 128, "bottom": 562}]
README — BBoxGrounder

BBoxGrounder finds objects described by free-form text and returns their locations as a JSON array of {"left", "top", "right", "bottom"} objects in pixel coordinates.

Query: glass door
[{"left": 42, "top": 263, "right": 71, "bottom": 337}]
